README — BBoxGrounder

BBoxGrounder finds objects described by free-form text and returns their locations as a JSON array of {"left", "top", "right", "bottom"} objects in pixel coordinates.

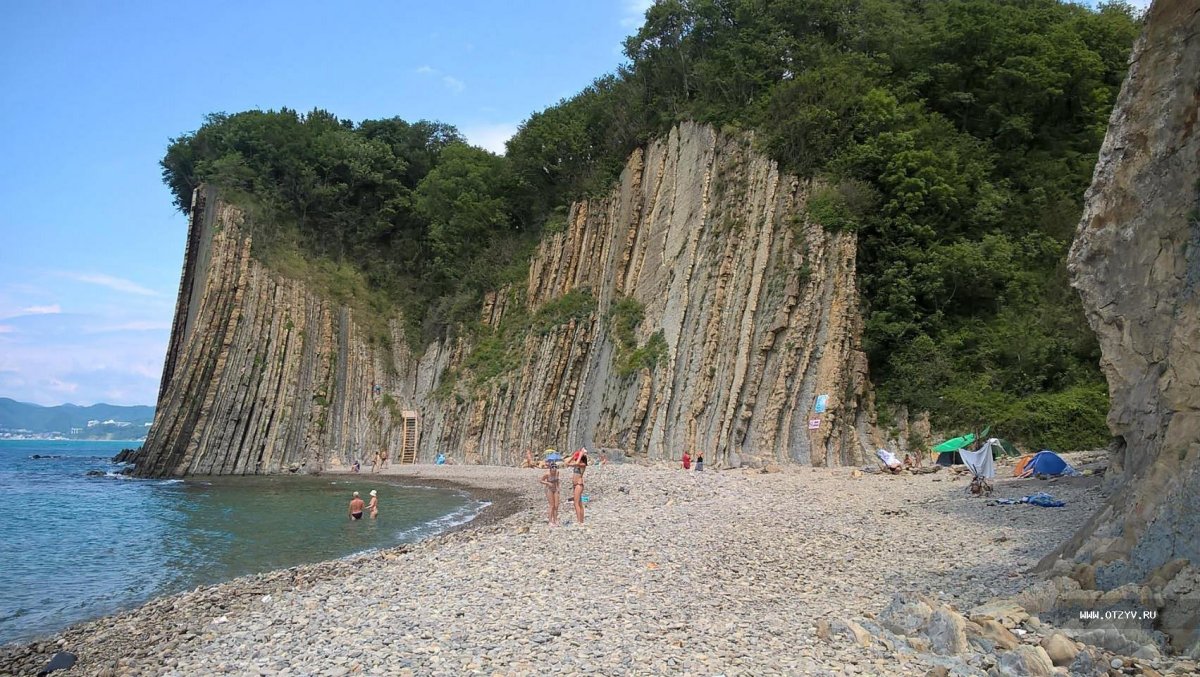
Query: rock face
[
  {"left": 137, "top": 122, "right": 877, "bottom": 476},
  {"left": 1053, "top": 0, "right": 1200, "bottom": 653}
]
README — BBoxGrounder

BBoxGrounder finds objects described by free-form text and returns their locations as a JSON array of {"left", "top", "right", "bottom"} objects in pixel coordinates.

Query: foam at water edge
[{"left": 392, "top": 499, "right": 492, "bottom": 543}]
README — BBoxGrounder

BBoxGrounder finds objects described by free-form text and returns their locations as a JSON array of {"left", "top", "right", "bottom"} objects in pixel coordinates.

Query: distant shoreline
[{"left": 0, "top": 437, "right": 144, "bottom": 443}]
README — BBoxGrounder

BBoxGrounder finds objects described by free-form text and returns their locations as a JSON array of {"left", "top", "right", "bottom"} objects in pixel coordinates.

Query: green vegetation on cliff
[{"left": 161, "top": 0, "right": 1140, "bottom": 448}]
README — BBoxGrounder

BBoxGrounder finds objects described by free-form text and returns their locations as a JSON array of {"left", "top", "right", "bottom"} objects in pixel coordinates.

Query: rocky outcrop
[
  {"left": 138, "top": 122, "right": 877, "bottom": 476},
  {"left": 1046, "top": 0, "right": 1200, "bottom": 655}
]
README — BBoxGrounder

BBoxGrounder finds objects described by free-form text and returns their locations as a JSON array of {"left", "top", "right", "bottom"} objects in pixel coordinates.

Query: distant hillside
[{"left": 0, "top": 398, "right": 154, "bottom": 438}]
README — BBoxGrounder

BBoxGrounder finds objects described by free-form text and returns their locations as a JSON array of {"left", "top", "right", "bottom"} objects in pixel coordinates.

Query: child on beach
[{"left": 540, "top": 461, "right": 561, "bottom": 526}]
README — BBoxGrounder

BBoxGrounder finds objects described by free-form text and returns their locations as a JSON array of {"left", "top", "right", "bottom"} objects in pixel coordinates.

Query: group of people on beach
[
  {"left": 348, "top": 448, "right": 389, "bottom": 474},
  {"left": 533, "top": 447, "right": 590, "bottom": 527},
  {"left": 347, "top": 489, "right": 379, "bottom": 520},
  {"left": 681, "top": 450, "right": 704, "bottom": 471}
]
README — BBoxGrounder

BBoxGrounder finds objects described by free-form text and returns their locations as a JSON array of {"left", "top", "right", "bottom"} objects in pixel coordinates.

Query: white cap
[{"left": 369, "top": 490, "right": 377, "bottom": 497}]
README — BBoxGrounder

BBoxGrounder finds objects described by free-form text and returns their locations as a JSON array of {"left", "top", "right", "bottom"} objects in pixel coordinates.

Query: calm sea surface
[{"left": 0, "top": 439, "right": 483, "bottom": 646}]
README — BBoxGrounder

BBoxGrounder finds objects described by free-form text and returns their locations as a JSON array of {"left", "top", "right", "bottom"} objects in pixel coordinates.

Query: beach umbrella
[{"left": 545, "top": 452, "right": 563, "bottom": 462}]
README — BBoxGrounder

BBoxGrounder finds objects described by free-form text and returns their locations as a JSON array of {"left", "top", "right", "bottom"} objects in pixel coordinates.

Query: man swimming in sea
[{"left": 349, "top": 491, "right": 365, "bottom": 520}]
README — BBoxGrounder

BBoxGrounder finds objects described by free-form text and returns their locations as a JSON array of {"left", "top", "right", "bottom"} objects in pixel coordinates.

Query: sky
[{"left": 0, "top": 0, "right": 655, "bottom": 406}]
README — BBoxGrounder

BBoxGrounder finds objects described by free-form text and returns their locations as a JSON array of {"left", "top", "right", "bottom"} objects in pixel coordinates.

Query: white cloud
[
  {"left": 461, "top": 123, "right": 519, "bottom": 155},
  {"left": 0, "top": 329, "right": 166, "bottom": 405},
  {"left": 20, "top": 304, "right": 61, "bottom": 315},
  {"left": 620, "top": 0, "right": 654, "bottom": 28},
  {"left": 69, "top": 273, "right": 162, "bottom": 297},
  {"left": 416, "top": 65, "right": 466, "bottom": 94},
  {"left": 48, "top": 378, "right": 79, "bottom": 394},
  {"left": 84, "top": 320, "right": 172, "bottom": 334}
]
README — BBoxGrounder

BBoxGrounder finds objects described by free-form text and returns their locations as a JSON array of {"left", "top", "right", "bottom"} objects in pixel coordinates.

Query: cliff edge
[
  {"left": 1046, "top": 0, "right": 1200, "bottom": 654},
  {"left": 136, "top": 123, "right": 879, "bottom": 476}
]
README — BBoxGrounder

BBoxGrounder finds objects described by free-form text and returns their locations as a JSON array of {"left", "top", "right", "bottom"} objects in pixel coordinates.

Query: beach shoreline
[
  {"left": 6, "top": 454, "right": 1177, "bottom": 676},
  {"left": 0, "top": 466, "right": 539, "bottom": 675}
]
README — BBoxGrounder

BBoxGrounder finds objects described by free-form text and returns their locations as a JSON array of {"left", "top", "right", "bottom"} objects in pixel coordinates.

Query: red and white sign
[{"left": 808, "top": 418, "right": 821, "bottom": 430}]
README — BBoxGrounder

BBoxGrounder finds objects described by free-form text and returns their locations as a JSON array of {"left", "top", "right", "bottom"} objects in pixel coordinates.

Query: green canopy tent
[
  {"left": 932, "top": 430, "right": 986, "bottom": 453},
  {"left": 930, "top": 428, "right": 1020, "bottom": 465}
]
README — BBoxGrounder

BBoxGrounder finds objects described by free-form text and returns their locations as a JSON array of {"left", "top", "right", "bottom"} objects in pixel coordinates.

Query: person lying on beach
[
  {"left": 367, "top": 489, "right": 379, "bottom": 519},
  {"left": 540, "top": 461, "right": 561, "bottom": 526},
  {"left": 349, "top": 492, "right": 365, "bottom": 520}
]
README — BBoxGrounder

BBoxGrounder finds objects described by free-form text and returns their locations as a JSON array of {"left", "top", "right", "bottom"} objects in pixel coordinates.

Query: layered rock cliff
[
  {"left": 137, "top": 122, "right": 877, "bottom": 476},
  {"left": 1043, "top": 0, "right": 1200, "bottom": 654}
]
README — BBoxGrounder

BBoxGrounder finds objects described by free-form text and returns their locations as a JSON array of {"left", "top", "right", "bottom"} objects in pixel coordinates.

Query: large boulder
[
  {"left": 879, "top": 592, "right": 935, "bottom": 636},
  {"left": 926, "top": 607, "right": 968, "bottom": 656},
  {"left": 996, "top": 645, "right": 1054, "bottom": 677},
  {"left": 1039, "top": 632, "right": 1078, "bottom": 667}
]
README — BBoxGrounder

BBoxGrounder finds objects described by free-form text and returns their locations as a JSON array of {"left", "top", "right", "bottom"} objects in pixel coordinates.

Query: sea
[{"left": 0, "top": 439, "right": 485, "bottom": 646}]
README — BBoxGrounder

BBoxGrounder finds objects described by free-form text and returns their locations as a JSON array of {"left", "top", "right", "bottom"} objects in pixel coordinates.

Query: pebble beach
[{"left": 6, "top": 453, "right": 1178, "bottom": 676}]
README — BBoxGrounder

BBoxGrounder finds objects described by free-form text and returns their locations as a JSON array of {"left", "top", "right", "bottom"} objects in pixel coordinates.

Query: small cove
[{"left": 0, "top": 440, "right": 484, "bottom": 646}]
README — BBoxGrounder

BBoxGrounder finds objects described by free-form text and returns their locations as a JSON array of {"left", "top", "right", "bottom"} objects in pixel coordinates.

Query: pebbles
[{"left": 1, "top": 461, "right": 1110, "bottom": 675}]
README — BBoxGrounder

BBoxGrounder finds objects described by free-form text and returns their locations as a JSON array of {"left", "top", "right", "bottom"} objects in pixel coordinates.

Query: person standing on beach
[
  {"left": 379, "top": 448, "right": 389, "bottom": 469},
  {"left": 682, "top": 450, "right": 692, "bottom": 470},
  {"left": 695, "top": 452, "right": 704, "bottom": 471},
  {"left": 567, "top": 447, "right": 589, "bottom": 524},
  {"left": 367, "top": 489, "right": 379, "bottom": 519},
  {"left": 349, "top": 492, "right": 365, "bottom": 520},
  {"left": 540, "top": 460, "right": 561, "bottom": 526}
]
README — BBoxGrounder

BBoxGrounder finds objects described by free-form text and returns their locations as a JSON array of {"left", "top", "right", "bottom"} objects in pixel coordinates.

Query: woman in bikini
[
  {"left": 367, "top": 489, "right": 379, "bottom": 519},
  {"left": 540, "top": 460, "right": 561, "bottom": 526},
  {"left": 566, "top": 447, "right": 589, "bottom": 525}
]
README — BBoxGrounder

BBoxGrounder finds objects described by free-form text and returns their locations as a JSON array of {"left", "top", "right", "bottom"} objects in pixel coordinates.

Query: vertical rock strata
[
  {"left": 138, "top": 123, "right": 875, "bottom": 476},
  {"left": 1055, "top": 0, "right": 1200, "bottom": 651}
]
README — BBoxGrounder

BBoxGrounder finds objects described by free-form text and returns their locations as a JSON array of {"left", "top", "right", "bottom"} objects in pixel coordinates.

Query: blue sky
[{"left": 0, "top": 0, "right": 654, "bottom": 406}]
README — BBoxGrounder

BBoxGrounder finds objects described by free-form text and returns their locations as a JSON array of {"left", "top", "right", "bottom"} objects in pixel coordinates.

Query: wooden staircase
[{"left": 399, "top": 411, "right": 419, "bottom": 464}]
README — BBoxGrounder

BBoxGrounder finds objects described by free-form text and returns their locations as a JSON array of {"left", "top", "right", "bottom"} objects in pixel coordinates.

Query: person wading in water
[
  {"left": 348, "top": 492, "right": 365, "bottom": 520},
  {"left": 367, "top": 489, "right": 379, "bottom": 519},
  {"left": 566, "top": 447, "right": 589, "bottom": 525}
]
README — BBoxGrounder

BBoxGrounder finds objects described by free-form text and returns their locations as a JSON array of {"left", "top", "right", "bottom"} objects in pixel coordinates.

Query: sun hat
[
  {"left": 369, "top": 490, "right": 377, "bottom": 497},
  {"left": 353, "top": 491, "right": 360, "bottom": 497}
]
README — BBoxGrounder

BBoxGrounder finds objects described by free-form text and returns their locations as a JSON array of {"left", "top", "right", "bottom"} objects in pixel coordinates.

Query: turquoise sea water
[{"left": 0, "top": 440, "right": 483, "bottom": 646}]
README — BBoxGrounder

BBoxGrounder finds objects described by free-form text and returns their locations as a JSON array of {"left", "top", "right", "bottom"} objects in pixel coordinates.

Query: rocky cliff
[
  {"left": 137, "top": 122, "right": 877, "bottom": 476},
  {"left": 1044, "top": 0, "right": 1200, "bottom": 654}
]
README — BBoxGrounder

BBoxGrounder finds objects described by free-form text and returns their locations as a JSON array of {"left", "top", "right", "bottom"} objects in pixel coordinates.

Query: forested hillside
[{"left": 160, "top": 0, "right": 1141, "bottom": 449}]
